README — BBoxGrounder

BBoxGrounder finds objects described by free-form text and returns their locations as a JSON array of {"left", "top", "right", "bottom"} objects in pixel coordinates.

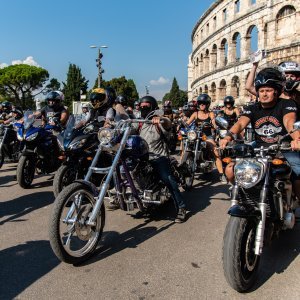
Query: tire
[
  {"left": 182, "top": 152, "right": 195, "bottom": 191},
  {"left": 49, "top": 182, "right": 105, "bottom": 264},
  {"left": 222, "top": 216, "right": 260, "bottom": 292},
  {"left": 53, "top": 164, "right": 78, "bottom": 198},
  {"left": 17, "top": 155, "right": 36, "bottom": 188},
  {"left": 0, "top": 149, "right": 4, "bottom": 169}
]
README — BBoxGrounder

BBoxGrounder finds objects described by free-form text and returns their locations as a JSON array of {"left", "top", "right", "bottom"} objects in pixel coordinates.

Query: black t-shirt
[
  {"left": 242, "top": 99, "right": 297, "bottom": 145},
  {"left": 40, "top": 105, "right": 67, "bottom": 125}
]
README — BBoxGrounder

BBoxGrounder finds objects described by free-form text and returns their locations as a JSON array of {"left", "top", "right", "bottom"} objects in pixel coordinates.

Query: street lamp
[
  {"left": 90, "top": 45, "right": 108, "bottom": 88},
  {"left": 145, "top": 85, "right": 150, "bottom": 95}
]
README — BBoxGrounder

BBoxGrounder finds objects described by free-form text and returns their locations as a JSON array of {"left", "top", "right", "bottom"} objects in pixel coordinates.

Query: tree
[
  {"left": 62, "top": 64, "right": 89, "bottom": 110},
  {"left": 0, "top": 64, "right": 49, "bottom": 108},
  {"left": 162, "top": 77, "right": 187, "bottom": 108},
  {"left": 44, "top": 78, "right": 61, "bottom": 94},
  {"left": 99, "top": 76, "right": 139, "bottom": 107}
]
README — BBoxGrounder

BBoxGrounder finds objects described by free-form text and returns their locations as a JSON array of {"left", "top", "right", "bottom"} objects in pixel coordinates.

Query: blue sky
[{"left": 0, "top": 0, "right": 215, "bottom": 100}]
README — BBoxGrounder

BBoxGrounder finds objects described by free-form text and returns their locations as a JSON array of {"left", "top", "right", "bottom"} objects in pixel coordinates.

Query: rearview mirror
[
  {"left": 215, "top": 116, "right": 229, "bottom": 129},
  {"left": 293, "top": 121, "right": 300, "bottom": 131}
]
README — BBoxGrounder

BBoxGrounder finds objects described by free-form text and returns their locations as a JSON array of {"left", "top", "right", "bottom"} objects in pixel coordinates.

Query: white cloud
[
  {"left": 150, "top": 76, "right": 170, "bottom": 86},
  {"left": 10, "top": 56, "right": 40, "bottom": 67},
  {"left": 0, "top": 63, "right": 8, "bottom": 69}
]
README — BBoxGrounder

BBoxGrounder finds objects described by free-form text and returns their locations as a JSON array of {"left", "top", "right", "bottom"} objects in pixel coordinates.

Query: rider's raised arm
[{"left": 245, "top": 62, "right": 259, "bottom": 96}]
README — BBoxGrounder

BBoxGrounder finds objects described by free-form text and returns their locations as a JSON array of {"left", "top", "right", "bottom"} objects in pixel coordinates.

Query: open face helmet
[
  {"left": 197, "top": 94, "right": 211, "bottom": 109},
  {"left": 279, "top": 61, "right": 300, "bottom": 92},
  {"left": 223, "top": 96, "right": 235, "bottom": 106}
]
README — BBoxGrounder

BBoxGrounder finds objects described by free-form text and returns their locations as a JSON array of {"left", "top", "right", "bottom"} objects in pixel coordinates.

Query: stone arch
[
  {"left": 220, "top": 38, "right": 228, "bottom": 67},
  {"left": 219, "top": 79, "right": 227, "bottom": 100},
  {"left": 276, "top": 5, "right": 296, "bottom": 38},
  {"left": 199, "top": 53, "right": 204, "bottom": 76},
  {"left": 205, "top": 49, "right": 210, "bottom": 73},
  {"left": 210, "top": 82, "right": 217, "bottom": 102},
  {"left": 232, "top": 32, "right": 241, "bottom": 62},
  {"left": 246, "top": 25, "right": 258, "bottom": 55},
  {"left": 263, "top": 23, "right": 268, "bottom": 48},
  {"left": 231, "top": 76, "right": 240, "bottom": 98},
  {"left": 199, "top": 87, "right": 203, "bottom": 94},
  {"left": 211, "top": 44, "right": 218, "bottom": 70},
  {"left": 204, "top": 84, "right": 209, "bottom": 94}
]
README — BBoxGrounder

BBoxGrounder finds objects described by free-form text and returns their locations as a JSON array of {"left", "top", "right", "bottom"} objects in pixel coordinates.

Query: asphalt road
[{"left": 1, "top": 162, "right": 300, "bottom": 300}]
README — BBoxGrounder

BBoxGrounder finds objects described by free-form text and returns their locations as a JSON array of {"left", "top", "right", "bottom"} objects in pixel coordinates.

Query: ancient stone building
[{"left": 188, "top": 0, "right": 300, "bottom": 106}]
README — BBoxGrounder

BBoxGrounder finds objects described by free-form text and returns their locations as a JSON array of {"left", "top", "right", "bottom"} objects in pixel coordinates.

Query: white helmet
[
  {"left": 278, "top": 61, "right": 300, "bottom": 74},
  {"left": 81, "top": 103, "right": 91, "bottom": 109}
]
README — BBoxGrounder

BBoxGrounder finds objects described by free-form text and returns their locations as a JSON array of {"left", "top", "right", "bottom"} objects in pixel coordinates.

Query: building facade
[{"left": 188, "top": 0, "right": 300, "bottom": 106}]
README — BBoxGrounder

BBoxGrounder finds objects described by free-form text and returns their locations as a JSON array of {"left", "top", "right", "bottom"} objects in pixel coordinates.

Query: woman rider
[
  {"left": 218, "top": 96, "right": 240, "bottom": 129},
  {"left": 186, "top": 94, "right": 225, "bottom": 182}
]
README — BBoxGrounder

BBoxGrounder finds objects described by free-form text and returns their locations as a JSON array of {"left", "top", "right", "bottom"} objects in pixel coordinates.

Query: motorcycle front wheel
[
  {"left": 53, "top": 164, "right": 78, "bottom": 198},
  {"left": 182, "top": 152, "right": 194, "bottom": 191},
  {"left": 17, "top": 155, "right": 36, "bottom": 188},
  {"left": 49, "top": 182, "right": 105, "bottom": 264},
  {"left": 222, "top": 216, "right": 260, "bottom": 292}
]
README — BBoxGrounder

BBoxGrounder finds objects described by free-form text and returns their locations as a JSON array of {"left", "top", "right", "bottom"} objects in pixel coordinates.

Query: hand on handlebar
[
  {"left": 291, "top": 139, "right": 300, "bottom": 151},
  {"left": 152, "top": 117, "right": 161, "bottom": 125},
  {"left": 219, "top": 138, "right": 229, "bottom": 150}
]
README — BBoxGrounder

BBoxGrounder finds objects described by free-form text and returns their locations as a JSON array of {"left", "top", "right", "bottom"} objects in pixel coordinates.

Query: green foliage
[
  {"left": 0, "top": 64, "right": 49, "bottom": 109},
  {"left": 162, "top": 77, "right": 187, "bottom": 108},
  {"left": 62, "top": 63, "right": 89, "bottom": 110},
  {"left": 99, "top": 76, "right": 139, "bottom": 107},
  {"left": 45, "top": 78, "right": 61, "bottom": 94}
]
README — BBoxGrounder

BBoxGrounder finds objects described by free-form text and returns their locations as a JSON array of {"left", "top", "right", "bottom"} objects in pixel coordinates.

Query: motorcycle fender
[
  {"left": 228, "top": 204, "right": 261, "bottom": 219},
  {"left": 74, "top": 179, "right": 99, "bottom": 197}
]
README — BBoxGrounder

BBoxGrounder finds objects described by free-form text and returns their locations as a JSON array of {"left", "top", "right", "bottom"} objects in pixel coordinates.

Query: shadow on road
[
  {"left": 0, "top": 240, "right": 60, "bottom": 299},
  {"left": 0, "top": 174, "right": 17, "bottom": 187},
  {"left": 0, "top": 191, "right": 54, "bottom": 225},
  {"left": 80, "top": 171, "right": 228, "bottom": 266},
  {"left": 251, "top": 225, "right": 300, "bottom": 291}
]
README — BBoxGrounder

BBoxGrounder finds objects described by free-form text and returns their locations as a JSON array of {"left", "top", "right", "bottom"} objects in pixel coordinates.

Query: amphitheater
[{"left": 188, "top": 0, "right": 300, "bottom": 106}]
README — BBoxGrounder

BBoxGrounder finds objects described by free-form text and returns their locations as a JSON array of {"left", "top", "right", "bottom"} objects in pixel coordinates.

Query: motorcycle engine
[{"left": 131, "top": 160, "right": 156, "bottom": 191}]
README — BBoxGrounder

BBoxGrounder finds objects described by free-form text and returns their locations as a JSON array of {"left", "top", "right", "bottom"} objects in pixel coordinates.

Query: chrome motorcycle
[
  {"left": 49, "top": 119, "right": 189, "bottom": 264},
  {"left": 222, "top": 122, "right": 300, "bottom": 292}
]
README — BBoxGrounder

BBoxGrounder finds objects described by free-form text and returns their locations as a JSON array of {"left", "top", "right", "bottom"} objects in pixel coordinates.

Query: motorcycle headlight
[
  {"left": 98, "top": 128, "right": 113, "bottom": 145},
  {"left": 26, "top": 132, "right": 38, "bottom": 141},
  {"left": 234, "top": 159, "right": 264, "bottom": 189},
  {"left": 69, "top": 138, "right": 87, "bottom": 150},
  {"left": 219, "top": 130, "right": 228, "bottom": 139},
  {"left": 187, "top": 130, "right": 197, "bottom": 141}
]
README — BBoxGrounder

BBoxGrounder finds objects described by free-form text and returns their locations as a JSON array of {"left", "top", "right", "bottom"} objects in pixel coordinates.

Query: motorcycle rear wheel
[
  {"left": 17, "top": 155, "right": 36, "bottom": 188},
  {"left": 53, "top": 164, "right": 78, "bottom": 198},
  {"left": 222, "top": 216, "right": 260, "bottom": 292},
  {"left": 49, "top": 182, "right": 105, "bottom": 264}
]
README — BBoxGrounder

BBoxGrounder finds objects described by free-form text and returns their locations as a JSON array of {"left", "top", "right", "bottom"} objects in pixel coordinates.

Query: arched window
[
  {"left": 211, "top": 44, "right": 218, "bottom": 69},
  {"left": 219, "top": 79, "right": 227, "bottom": 99},
  {"left": 246, "top": 25, "right": 258, "bottom": 55},
  {"left": 211, "top": 82, "right": 217, "bottom": 102},
  {"left": 204, "top": 85, "right": 209, "bottom": 94},
  {"left": 276, "top": 6, "right": 296, "bottom": 38},
  {"left": 220, "top": 39, "right": 228, "bottom": 66},
  {"left": 232, "top": 32, "right": 241, "bottom": 62},
  {"left": 231, "top": 76, "right": 240, "bottom": 98}
]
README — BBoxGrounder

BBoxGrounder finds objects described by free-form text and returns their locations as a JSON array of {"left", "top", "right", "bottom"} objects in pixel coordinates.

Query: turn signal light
[
  {"left": 222, "top": 157, "right": 232, "bottom": 164},
  {"left": 87, "top": 157, "right": 93, "bottom": 161},
  {"left": 272, "top": 159, "right": 284, "bottom": 165},
  {"left": 178, "top": 135, "right": 183, "bottom": 141}
]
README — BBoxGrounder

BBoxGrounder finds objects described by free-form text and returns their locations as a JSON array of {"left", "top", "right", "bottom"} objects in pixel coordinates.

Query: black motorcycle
[
  {"left": 222, "top": 121, "right": 300, "bottom": 292},
  {"left": 0, "top": 123, "right": 22, "bottom": 168},
  {"left": 53, "top": 115, "right": 100, "bottom": 197}
]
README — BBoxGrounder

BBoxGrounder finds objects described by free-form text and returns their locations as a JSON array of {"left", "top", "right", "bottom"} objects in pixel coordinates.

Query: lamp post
[
  {"left": 90, "top": 45, "right": 108, "bottom": 88},
  {"left": 145, "top": 85, "right": 150, "bottom": 95}
]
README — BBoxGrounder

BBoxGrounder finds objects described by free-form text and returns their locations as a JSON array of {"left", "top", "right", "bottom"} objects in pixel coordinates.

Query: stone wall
[{"left": 188, "top": 0, "right": 300, "bottom": 106}]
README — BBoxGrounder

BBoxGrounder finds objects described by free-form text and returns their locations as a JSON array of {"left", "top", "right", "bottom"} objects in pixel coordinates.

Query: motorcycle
[
  {"left": 222, "top": 121, "right": 300, "bottom": 292},
  {"left": 53, "top": 114, "right": 101, "bottom": 197},
  {"left": 0, "top": 123, "right": 22, "bottom": 168},
  {"left": 180, "top": 121, "right": 215, "bottom": 187},
  {"left": 16, "top": 111, "right": 61, "bottom": 188},
  {"left": 49, "top": 118, "right": 191, "bottom": 264}
]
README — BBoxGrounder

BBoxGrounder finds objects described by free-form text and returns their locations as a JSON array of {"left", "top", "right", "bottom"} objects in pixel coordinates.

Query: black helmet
[
  {"left": 115, "top": 94, "right": 128, "bottom": 106},
  {"left": 254, "top": 68, "right": 285, "bottom": 94},
  {"left": 11, "top": 106, "right": 23, "bottom": 120},
  {"left": 1, "top": 101, "right": 12, "bottom": 112},
  {"left": 139, "top": 95, "right": 158, "bottom": 111},
  {"left": 224, "top": 96, "right": 235, "bottom": 106},
  {"left": 197, "top": 94, "right": 211, "bottom": 108},
  {"left": 134, "top": 100, "right": 140, "bottom": 107},
  {"left": 188, "top": 101, "right": 197, "bottom": 111},
  {"left": 105, "top": 86, "right": 117, "bottom": 106},
  {"left": 45, "top": 91, "right": 64, "bottom": 108}
]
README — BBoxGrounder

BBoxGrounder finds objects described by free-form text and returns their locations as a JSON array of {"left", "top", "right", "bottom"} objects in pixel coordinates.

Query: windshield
[
  {"left": 24, "top": 111, "right": 35, "bottom": 129},
  {"left": 63, "top": 114, "right": 85, "bottom": 139}
]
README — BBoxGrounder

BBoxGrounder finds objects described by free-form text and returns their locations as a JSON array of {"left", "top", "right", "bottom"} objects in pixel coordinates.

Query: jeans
[
  {"left": 151, "top": 156, "right": 186, "bottom": 210},
  {"left": 282, "top": 151, "right": 300, "bottom": 180}
]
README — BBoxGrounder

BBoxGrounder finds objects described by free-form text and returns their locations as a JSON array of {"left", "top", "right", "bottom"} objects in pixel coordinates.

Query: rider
[
  {"left": 220, "top": 67, "right": 300, "bottom": 199},
  {"left": 38, "top": 91, "right": 69, "bottom": 129},
  {"left": 3, "top": 106, "right": 23, "bottom": 125},
  {"left": 81, "top": 103, "right": 91, "bottom": 122},
  {"left": 218, "top": 96, "right": 240, "bottom": 129},
  {"left": 0, "top": 101, "right": 12, "bottom": 121},
  {"left": 186, "top": 93, "right": 225, "bottom": 182},
  {"left": 115, "top": 94, "right": 134, "bottom": 118},
  {"left": 139, "top": 95, "right": 187, "bottom": 222},
  {"left": 133, "top": 100, "right": 141, "bottom": 118}
]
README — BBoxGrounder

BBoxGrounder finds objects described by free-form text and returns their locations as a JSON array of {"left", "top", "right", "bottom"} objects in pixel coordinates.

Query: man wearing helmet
[
  {"left": 0, "top": 101, "right": 12, "bottom": 122},
  {"left": 37, "top": 91, "right": 69, "bottom": 129},
  {"left": 220, "top": 67, "right": 300, "bottom": 198},
  {"left": 139, "top": 95, "right": 187, "bottom": 222},
  {"left": 3, "top": 106, "right": 23, "bottom": 125}
]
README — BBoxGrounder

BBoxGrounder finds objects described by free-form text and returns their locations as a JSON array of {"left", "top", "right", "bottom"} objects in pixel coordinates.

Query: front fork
[{"left": 0, "top": 128, "right": 8, "bottom": 153}]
